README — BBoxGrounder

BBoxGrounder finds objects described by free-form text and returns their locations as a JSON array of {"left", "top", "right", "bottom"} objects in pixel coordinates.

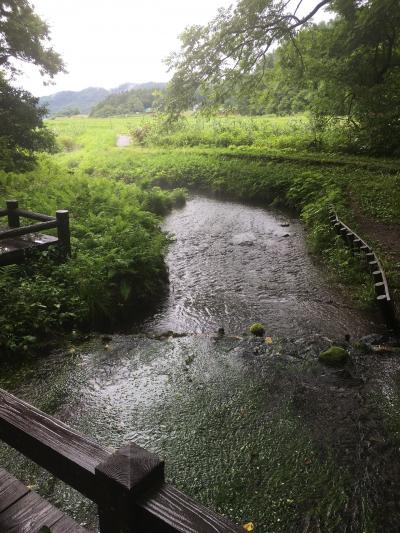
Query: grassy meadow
[{"left": 0, "top": 113, "right": 399, "bottom": 354}]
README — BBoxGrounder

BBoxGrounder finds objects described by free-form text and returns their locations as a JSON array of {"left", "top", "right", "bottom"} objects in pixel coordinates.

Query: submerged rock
[
  {"left": 319, "top": 346, "right": 349, "bottom": 366},
  {"left": 249, "top": 323, "right": 265, "bottom": 337}
]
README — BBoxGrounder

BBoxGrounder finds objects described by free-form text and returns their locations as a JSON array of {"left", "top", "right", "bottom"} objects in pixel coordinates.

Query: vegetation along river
[{"left": 3, "top": 196, "right": 398, "bottom": 532}]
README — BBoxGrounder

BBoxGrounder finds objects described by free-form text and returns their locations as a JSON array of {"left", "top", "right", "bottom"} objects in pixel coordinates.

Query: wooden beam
[
  {"left": 15, "top": 208, "right": 56, "bottom": 222},
  {"left": 0, "top": 220, "right": 58, "bottom": 240},
  {"left": 56, "top": 210, "right": 71, "bottom": 257},
  {"left": 0, "top": 388, "right": 111, "bottom": 501},
  {"left": 0, "top": 389, "right": 243, "bottom": 532}
]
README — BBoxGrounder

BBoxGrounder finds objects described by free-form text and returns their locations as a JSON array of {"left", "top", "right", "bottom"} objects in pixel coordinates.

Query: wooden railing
[
  {"left": 329, "top": 207, "right": 397, "bottom": 329},
  {"left": 0, "top": 199, "right": 71, "bottom": 257},
  {"left": 0, "top": 388, "right": 242, "bottom": 532}
]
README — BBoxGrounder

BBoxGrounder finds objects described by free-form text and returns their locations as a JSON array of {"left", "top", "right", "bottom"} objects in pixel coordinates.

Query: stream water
[{"left": 0, "top": 196, "right": 381, "bottom": 532}]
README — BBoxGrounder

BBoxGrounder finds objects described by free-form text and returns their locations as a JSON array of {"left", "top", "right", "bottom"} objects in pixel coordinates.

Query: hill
[
  {"left": 90, "top": 84, "right": 166, "bottom": 117},
  {"left": 39, "top": 82, "right": 167, "bottom": 116}
]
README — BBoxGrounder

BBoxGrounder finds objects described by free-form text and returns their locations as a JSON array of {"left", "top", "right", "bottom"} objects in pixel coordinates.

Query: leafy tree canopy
[
  {"left": 0, "top": 0, "right": 63, "bottom": 77},
  {"left": 0, "top": 72, "right": 55, "bottom": 171},
  {"left": 164, "top": 0, "right": 400, "bottom": 154},
  {"left": 0, "top": 0, "right": 64, "bottom": 170}
]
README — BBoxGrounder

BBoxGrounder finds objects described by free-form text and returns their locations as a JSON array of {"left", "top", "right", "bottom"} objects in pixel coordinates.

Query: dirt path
[
  {"left": 350, "top": 195, "right": 400, "bottom": 263},
  {"left": 116, "top": 134, "right": 131, "bottom": 147}
]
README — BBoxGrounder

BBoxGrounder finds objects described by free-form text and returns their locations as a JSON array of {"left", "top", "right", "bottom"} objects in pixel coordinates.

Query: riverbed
[{"left": 1, "top": 196, "right": 389, "bottom": 532}]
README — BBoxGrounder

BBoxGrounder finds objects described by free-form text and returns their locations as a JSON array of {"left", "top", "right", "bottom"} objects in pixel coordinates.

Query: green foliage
[
  {"left": 90, "top": 86, "right": 165, "bottom": 118},
  {"left": 0, "top": 74, "right": 56, "bottom": 171},
  {"left": 164, "top": 0, "right": 400, "bottom": 154},
  {"left": 3, "top": 114, "right": 397, "bottom": 355},
  {"left": 0, "top": 1, "right": 64, "bottom": 171},
  {"left": 0, "top": 157, "right": 185, "bottom": 355},
  {"left": 0, "top": 0, "right": 64, "bottom": 77},
  {"left": 54, "top": 107, "right": 81, "bottom": 117}
]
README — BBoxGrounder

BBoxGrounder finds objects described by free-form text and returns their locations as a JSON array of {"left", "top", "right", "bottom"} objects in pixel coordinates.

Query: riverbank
[
  {"left": 50, "top": 115, "right": 400, "bottom": 323},
  {"left": 0, "top": 159, "right": 185, "bottom": 355},
  {"left": 2, "top": 114, "right": 399, "bottom": 355}
]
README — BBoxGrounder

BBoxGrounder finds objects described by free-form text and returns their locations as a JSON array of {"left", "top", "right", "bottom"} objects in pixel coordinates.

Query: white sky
[{"left": 17, "top": 0, "right": 330, "bottom": 97}]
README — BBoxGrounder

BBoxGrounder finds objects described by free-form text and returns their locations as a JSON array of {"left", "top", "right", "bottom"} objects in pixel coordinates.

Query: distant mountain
[
  {"left": 39, "top": 82, "right": 167, "bottom": 116},
  {"left": 39, "top": 87, "right": 108, "bottom": 115},
  {"left": 90, "top": 85, "right": 166, "bottom": 117}
]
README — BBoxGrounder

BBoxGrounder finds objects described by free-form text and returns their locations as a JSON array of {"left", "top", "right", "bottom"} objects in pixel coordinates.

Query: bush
[{"left": 0, "top": 160, "right": 185, "bottom": 355}]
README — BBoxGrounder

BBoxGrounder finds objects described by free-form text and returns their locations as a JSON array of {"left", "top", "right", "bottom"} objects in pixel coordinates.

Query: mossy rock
[
  {"left": 249, "top": 323, "right": 265, "bottom": 337},
  {"left": 319, "top": 346, "right": 349, "bottom": 366}
]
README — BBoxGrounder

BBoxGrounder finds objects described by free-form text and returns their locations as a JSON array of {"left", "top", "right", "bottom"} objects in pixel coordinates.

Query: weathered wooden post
[
  {"left": 56, "top": 210, "right": 71, "bottom": 257},
  {"left": 95, "top": 443, "right": 165, "bottom": 532},
  {"left": 6, "top": 200, "right": 19, "bottom": 228}
]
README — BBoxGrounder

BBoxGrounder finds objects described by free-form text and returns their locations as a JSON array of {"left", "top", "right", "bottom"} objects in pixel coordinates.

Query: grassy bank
[
  {"left": 51, "top": 115, "right": 400, "bottom": 315},
  {"left": 1, "top": 114, "right": 399, "bottom": 355},
  {"left": 0, "top": 157, "right": 185, "bottom": 354}
]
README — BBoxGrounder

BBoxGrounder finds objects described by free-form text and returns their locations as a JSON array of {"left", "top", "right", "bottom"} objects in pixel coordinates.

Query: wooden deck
[
  {"left": 0, "top": 230, "right": 58, "bottom": 266},
  {"left": 0, "top": 201, "right": 71, "bottom": 266},
  {"left": 0, "top": 468, "right": 89, "bottom": 532}
]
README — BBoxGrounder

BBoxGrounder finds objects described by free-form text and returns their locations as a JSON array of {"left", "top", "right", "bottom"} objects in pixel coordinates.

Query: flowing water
[{"left": 0, "top": 196, "right": 382, "bottom": 532}]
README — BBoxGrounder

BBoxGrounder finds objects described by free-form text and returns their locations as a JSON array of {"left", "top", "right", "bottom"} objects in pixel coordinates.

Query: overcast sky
[{"left": 18, "top": 0, "right": 330, "bottom": 97}]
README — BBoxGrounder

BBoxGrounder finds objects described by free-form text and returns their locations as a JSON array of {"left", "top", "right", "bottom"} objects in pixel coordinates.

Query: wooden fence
[
  {"left": 0, "top": 200, "right": 71, "bottom": 262},
  {"left": 329, "top": 207, "right": 397, "bottom": 329},
  {"left": 0, "top": 388, "right": 243, "bottom": 532}
]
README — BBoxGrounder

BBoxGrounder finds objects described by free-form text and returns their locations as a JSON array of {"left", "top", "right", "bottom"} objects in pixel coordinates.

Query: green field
[{"left": 0, "top": 114, "right": 399, "bottom": 355}]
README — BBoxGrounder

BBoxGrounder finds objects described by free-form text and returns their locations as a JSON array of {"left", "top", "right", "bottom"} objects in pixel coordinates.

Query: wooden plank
[
  {"left": 0, "top": 389, "right": 243, "bottom": 532},
  {"left": 15, "top": 208, "right": 56, "bottom": 222},
  {"left": 0, "top": 389, "right": 111, "bottom": 501},
  {"left": 0, "top": 469, "right": 90, "bottom": 532},
  {"left": 0, "top": 468, "right": 29, "bottom": 513},
  {"left": 0, "top": 235, "right": 59, "bottom": 267},
  {"left": 0, "top": 491, "right": 63, "bottom": 532},
  {"left": 136, "top": 483, "right": 243, "bottom": 533},
  {"left": 0, "top": 221, "right": 57, "bottom": 241},
  {"left": 50, "top": 514, "right": 90, "bottom": 532},
  {"left": 0, "top": 234, "right": 58, "bottom": 252}
]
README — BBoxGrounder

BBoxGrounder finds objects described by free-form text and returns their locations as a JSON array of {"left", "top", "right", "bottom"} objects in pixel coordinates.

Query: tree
[
  {"left": 266, "top": 2, "right": 400, "bottom": 153},
  {"left": 0, "top": 0, "right": 64, "bottom": 170},
  {"left": 0, "top": 0, "right": 63, "bottom": 77},
  {"left": 165, "top": 0, "right": 400, "bottom": 154},
  {"left": 0, "top": 73, "right": 55, "bottom": 171},
  {"left": 164, "top": 0, "right": 332, "bottom": 117}
]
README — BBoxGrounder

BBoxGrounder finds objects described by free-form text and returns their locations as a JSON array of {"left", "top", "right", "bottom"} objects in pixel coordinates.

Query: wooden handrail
[
  {"left": 0, "top": 200, "right": 71, "bottom": 258},
  {"left": 14, "top": 208, "right": 56, "bottom": 222},
  {"left": 0, "top": 207, "right": 56, "bottom": 222},
  {"left": 0, "top": 220, "right": 58, "bottom": 240},
  {"left": 0, "top": 388, "right": 242, "bottom": 532}
]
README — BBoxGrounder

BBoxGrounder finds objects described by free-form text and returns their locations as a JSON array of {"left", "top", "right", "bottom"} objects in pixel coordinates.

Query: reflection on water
[{"left": 146, "top": 196, "right": 374, "bottom": 338}]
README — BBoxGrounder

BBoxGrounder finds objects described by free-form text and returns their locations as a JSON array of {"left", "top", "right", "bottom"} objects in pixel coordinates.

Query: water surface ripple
[
  {"left": 146, "top": 196, "right": 373, "bottom": 338},
  {"left": 0, "top": 196, "right": 377, "bottom": 531}
]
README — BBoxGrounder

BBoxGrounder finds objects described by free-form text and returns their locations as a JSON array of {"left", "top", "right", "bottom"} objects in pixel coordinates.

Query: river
[{"left": 0, "top": 196, "right": 382, "bottom": 532}]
